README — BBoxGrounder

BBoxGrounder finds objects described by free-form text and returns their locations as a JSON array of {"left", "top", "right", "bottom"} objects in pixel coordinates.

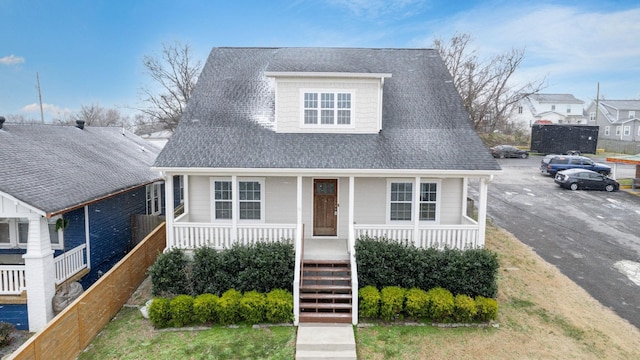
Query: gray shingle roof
[
  {"left": 530, "top": 94, "right": 584, "bottom": 104},
  {"left": 154, "top": 47, "right": 500, "bottom": 172},
  {"left": 0, "top": 123, "right": 162, "bottom": 215}
]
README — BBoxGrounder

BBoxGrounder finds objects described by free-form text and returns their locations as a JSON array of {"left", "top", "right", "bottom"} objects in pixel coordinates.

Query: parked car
[
  {"left": 554, "top": 168, "right": 619, "bottom": 192},
  {"left": 540, "top": 155, "right": 611, "bottom": 176},
  {"left": 490, "top": 145, "right": 529, "bottom": 159}
]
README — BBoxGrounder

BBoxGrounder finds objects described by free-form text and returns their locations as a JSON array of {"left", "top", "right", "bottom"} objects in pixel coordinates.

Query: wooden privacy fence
[{"left": 7, "top": 222, "right": 166, "bottom": 360}]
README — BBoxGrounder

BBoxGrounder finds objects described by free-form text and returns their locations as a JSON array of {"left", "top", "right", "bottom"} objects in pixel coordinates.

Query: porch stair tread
[
  {"left": 303, "top": 275, "right": 351, "bottom": 281},
  {"left": 300, "top": 293, "right": 352, "bottom": 300},
  {"left": 300, "top": 303, "right": 352, "bottom": 310},
  {"left": 301, "top": 284, "right": 351, "bottom": 291},
  {"left": 303, "top": 259, "right": 350, "bottom": 265},
  {"left": 298, "top": 313, "right": 353, "bottom": 323},
  {"left": 303, "top": 266, "right": 350, "bottom": 272}
]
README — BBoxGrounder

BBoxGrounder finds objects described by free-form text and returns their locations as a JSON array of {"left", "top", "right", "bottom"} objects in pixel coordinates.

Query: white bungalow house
[
  {"left": 511, "top": 93, "right": 586, "bottom": 131},
  {"left": 0, "top": 119, "right": 163, "bottom": 331},
  {"left": 152, "top": 47, "right": 502, "bottom": 325}
]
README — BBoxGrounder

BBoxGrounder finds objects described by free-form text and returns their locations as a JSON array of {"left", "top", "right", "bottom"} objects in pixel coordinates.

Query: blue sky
[{"left": 1, "top": 0, "right": 639, "bottom": 123}]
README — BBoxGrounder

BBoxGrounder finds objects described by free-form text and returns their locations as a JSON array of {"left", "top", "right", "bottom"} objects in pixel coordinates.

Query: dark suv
[{"left": 540, "top": 155, "right": 611, "bottom": 176}]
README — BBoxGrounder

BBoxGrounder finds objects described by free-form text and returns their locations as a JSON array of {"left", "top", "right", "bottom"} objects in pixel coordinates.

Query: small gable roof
[
  {"left": 0, "top": 123, "right": 162, "bottom": 216},
  {"left": 154, "top": 47, "right": 500, "bottom": 173}
]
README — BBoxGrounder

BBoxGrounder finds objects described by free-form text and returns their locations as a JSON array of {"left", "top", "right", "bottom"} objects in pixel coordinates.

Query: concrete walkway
[{"left": 296, "top": 323, "right": 357, "bottom": 359}]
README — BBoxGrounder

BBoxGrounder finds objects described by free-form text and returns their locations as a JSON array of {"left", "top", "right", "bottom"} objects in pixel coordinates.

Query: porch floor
[{"left": 303, "top": 238, "right": 349, "bottom": 260}]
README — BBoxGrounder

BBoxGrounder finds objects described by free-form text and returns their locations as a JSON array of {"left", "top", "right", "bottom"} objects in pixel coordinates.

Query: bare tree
[
  {"left": 69, "top": 103, "right": 131, "bottom": 128},
  {"left": 137, "top": 41, "right": 202, "bottom": 132},
  {"left": 433, "top": 33, "right": 546, "bottom": 133}
]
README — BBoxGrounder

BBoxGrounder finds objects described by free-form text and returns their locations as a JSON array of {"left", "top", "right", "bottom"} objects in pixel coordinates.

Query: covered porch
[{"left": 162, "top": 171, "right": 494, "bottom": 325}]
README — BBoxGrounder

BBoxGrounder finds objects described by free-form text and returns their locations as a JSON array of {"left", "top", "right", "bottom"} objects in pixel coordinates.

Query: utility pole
[{"left": 36, "top": 72, "right": 44, "bottom": 124}]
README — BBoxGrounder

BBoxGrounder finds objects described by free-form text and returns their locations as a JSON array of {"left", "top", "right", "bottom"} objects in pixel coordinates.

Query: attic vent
[
  {"left": 76, "top": 120, "right": 85, "bottom": 129},
  {"left": 0, "top": 116, "right": 5, "bottom": 129}
]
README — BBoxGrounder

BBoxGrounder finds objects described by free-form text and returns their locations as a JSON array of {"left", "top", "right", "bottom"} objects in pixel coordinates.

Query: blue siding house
[{"left": 0, "top": 118, "right": 164, "bottom": 331}]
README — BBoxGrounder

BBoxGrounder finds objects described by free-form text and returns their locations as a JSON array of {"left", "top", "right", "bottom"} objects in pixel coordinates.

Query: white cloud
[
  {"left": 0, "top": 54, "right": 25, "bottom": 65},
  {"left": 420, "top": 2, "right": 640, "bottom": 100},
  {"left": 21, "top": 103, "right": 72, "bottom": 119}
]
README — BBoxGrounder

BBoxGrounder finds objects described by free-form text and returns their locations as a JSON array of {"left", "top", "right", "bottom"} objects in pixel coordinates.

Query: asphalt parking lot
[{"left": 470, "top": 156, "right": 640, "bottom": 329}]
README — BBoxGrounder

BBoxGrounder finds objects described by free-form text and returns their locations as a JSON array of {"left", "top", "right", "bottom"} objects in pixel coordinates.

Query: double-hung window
[
  {"left": 212, "top": 178, "right": 264, "bottom": 222},
  {"left": 388, "top": 180, "right": 439, "bottom": 223},
  {"left": 146, "top": 182, "right": 162, "bottom": 216},
  {"left": 624, "top": 126, "right": 631, "bottom": 136},
  {"left": 0, "top": 218, "right": 63, "bottom": 249},
  {"left": 303, "top": 91, "right": 352, "bottom": 126}
]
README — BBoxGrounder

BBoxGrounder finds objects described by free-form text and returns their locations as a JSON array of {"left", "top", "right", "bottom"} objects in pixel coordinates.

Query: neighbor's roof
[
  {"left": 529, "top": 94, "right": 584, "bottom": 104},
  {"left": 0, "top": 123, "right": 162, "bottom": 216},
  {"left": 599, "top": 100, "right": 640, "bottom": 110},
  {"left": 154, "top": 47, "right": 500, "bottom": 172}
]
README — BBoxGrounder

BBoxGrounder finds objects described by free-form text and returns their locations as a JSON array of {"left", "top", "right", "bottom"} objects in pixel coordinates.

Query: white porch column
[
  {"left": 477, "top": 177, "right": 490, "bottom": 247},
  {"left": 293, "top": 175, "right": 303, "bottom": 325},
  {"left": 413, "top": 176, "right": 420, "bottom": 246},
  {"left": 165, "top": 175, "right": 175, "bottom": 249},
  {"left": 231, "top": 175, "right": 237, "bottom": 243},
  {"left": 22, "top": 216, "right": 56, "bottom": 332}
]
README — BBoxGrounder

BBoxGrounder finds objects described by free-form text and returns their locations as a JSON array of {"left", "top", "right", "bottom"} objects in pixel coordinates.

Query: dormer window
[{"left": 303, "top": 91, "right": 353, "bottom": 126}]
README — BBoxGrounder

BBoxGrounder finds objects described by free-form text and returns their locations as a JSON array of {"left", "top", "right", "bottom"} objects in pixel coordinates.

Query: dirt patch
[{"left": 126, "top": 275, "right": 153, "bottom": 307}]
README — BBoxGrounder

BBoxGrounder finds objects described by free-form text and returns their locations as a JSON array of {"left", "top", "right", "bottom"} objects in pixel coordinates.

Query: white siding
[
  {"left": 188, "top": 176, "right": 211, "bottom": 222},
  {"left": 274, "top": 77, "right": 381, "bottom": 134},
  {"left": 264, "top": 177, "right": 297, "bottom": 223},
  {"left": 439, "top": 178, "right": 463, "bottom": 224},
  {"left": 354, "top": 178, "right": 386, "bottom": 224}
]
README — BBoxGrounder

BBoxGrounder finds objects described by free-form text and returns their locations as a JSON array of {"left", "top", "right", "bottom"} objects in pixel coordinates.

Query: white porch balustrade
[
  {"left": 0, "top": 244, "right": 88, "bottom": 295},
  {"left": 54, "top": 244, "right": 88, "bottom": 284},
  {"left": 353, "top": 221, "right": 481, "bottom": 249},
  {"left": 0, "top": 265, "right": 26, "bottom": 295},
  {"left": 172, "top": 222, "right": 297, "bottom": 249}
]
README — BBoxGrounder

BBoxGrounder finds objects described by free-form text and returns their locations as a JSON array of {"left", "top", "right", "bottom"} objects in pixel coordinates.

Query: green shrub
[
  {"left": 426, "top": 287, "right": 455, "bottom": 322},
  {"left": 148, "top": 248, "right": 191, "bottom": 297},
  {"left": 475, "top": 296, "right": 498, "bottom": 322},
  {"left": 170, "top": 294, "right": 194, "bottom": 327},
  {"left": 0, "top": 321, "right": 15, "bottom": 347},
  {"left": 355, "top": 236, "right": 499, "bottom": 298},
  {"left": 193, "top": 293, "right": 219, "bottom": 324},
  {"left": 216, "top": 289, "right": 243, "bottom": 325},
  {"left": 191, "top": 247, "right": 222, "bottom": 295},
  {"left": 379, "top": 286, "right": 405, "bottom": 322},
  {"left": 404, "top": 288, "right": 430, "bottom": 319},
  {"left": 265, "top": 289, "right": 294, "bottom": 323},
  {"left": 454, "top": 294, "right": 477, "bottom": 323},
  {"left": 240, "top": 291, "right": 267, "bottom": 324},
  {"left": 358, "top": 286, "right": 380, "bottom": 319},
  {"left": 148, "top": 297, "right": 172, "bottom": 328}
]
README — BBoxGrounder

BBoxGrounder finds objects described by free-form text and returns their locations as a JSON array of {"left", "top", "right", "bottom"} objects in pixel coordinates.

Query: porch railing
[
  {"left": 172, "top": 222, "right": 297, "bottom": 249},
  {"left": 54, "top": 244, "right": 88, "bottom": 284},
  {"left": 353, "top": 223, "right": 481, "bottom": 249},
  {"left": 0, "top": 265, "right": 26, "bottom": 295},
  {"left": 0, "top": 244, "right": 88, "bottom": 295}
]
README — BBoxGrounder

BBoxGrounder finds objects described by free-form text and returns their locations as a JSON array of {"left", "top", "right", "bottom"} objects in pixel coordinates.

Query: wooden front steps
[{"left": 299, "top": 259, "right": 352, "bottom": 323}]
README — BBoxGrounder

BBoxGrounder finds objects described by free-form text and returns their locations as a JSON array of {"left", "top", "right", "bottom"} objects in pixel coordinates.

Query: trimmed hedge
[
  {"left": 150, "top": 241, "right": 295, "bottom": 297},
  {"left": 358, "top": 285, "right": 381, "bottom": 319},
  {"left": 148, "top": 289, "right": 294, "bottom": 328},
  {"left": 360, "top": 286, "right": 498, "bottom": 323},
  {"left": 355, "top": 235, "right": 499, "bottom": 298},
  {"left": 148, "top": 248, "right": 191, "bottom": 297}
]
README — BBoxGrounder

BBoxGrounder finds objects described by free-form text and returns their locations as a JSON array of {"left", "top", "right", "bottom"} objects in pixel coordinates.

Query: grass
[{"left": 78, "top": 223, "right": 640, "bottom": 360}]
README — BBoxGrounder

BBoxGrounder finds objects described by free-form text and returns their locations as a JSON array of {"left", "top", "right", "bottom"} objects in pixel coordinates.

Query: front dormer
[{"left": 265, "top": 72, "right": 391, "bottom": 134}]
